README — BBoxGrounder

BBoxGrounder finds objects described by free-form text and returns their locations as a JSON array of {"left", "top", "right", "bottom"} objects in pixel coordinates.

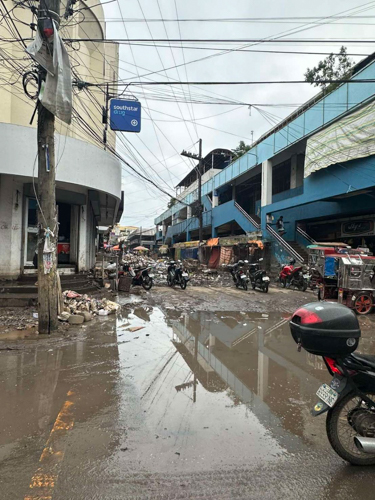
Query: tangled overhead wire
[{"left": 22, "top": 69, "right": 39, "bottom": 99}]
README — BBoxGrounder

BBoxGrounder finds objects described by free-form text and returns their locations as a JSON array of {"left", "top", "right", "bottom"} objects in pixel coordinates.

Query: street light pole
[{"left": 181, "top": 139, "right": 203, "bottom": 246}]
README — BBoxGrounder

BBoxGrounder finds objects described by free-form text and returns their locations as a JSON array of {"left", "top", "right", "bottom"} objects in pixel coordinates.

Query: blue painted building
[{"left": 155, "top": 54, "right": 375, "bottom": 263}]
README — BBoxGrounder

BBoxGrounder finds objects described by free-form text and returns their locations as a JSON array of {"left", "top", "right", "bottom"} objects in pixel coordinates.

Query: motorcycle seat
[{"left": 351, "top": 353, "right": 375, "bottom": 370}]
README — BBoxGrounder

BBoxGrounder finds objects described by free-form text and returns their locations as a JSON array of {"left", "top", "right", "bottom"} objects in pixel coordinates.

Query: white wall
[
  {"left": 0, "top": 123, "right": 122, "bottom": 201},
  {"left": 0, "top": 176, "right": 24, "bottom": 278}
]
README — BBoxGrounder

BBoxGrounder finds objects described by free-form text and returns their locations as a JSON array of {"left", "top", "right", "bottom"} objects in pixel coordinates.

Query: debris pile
[{"left": 61, "top": 290, "right": 120, "bottom": 322}]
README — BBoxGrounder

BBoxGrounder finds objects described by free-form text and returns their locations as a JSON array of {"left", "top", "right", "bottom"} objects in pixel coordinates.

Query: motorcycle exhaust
[{"left": 354, "top": 436, "right": 375, "bottom": 454}]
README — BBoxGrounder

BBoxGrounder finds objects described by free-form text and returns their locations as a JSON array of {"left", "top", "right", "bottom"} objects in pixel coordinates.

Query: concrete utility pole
[
  {"left": 37, "top": 0, "right": 60, "bottom": 334},
  {"left": 181, "top": 139, "right": 203, "bottom": 245}
]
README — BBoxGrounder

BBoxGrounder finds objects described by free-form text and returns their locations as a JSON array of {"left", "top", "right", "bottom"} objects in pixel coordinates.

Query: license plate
[
  {"left": 182, "top": 273, "right": 188, "bottom": 277},
  {"left": 316, "top": 383, "right": 338, "bottom": 407},
  {"left": 303, "top": 274, "right": 309, "bottom": 279},
  {"left": 262, "top": 276, "right": 270, "bottom": 281},
  {"left": 148, "top": 274, "right": 154, "bottom": 278},
  {"left": 240, "top": 274, "right": 247, "bottom": 279}
]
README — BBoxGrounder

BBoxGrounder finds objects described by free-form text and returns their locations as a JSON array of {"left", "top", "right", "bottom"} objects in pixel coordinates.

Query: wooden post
[{"left": 37, "top": 105, "right": 59, "bottom": 333}]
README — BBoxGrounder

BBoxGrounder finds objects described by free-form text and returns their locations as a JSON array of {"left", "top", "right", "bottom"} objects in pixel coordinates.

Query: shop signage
[
  {"left": 341, "top": 220, "right": 375, "bottom": 237},
  {"left": 110, "top": 99, "right": 141, "bottom": 132}
]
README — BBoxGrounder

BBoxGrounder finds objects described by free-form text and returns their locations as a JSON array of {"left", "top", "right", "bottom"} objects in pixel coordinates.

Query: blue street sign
[{"left": 109, "top": 99, "right": 141, "bottom": 132}]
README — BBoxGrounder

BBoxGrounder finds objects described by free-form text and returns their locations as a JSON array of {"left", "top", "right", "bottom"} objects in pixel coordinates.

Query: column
[
  {"left": 261, "top": 160, "right": 272, "bottom": 207},
  {"left": 290, "top": 154, "right": 298, "bottom": 189},
  {"left": 0, "top": 176, "right": 24, "bottom": 278},
  {"left": 187, "top": 206, "right": 192, "bottom": 219},
  {"left": 78, "top": 203, "right": 88, "bottom": 272},
  {"left": 232, "top": 184, "right": 236, "bottom": 202}
]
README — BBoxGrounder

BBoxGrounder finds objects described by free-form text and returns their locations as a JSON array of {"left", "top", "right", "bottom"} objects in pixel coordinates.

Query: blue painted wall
[
  {"left": 155, "top": 58, "right": 375, "bottom": 225},
  {"left": 262, "top": 154, "right": 375, "bottom": 236}
]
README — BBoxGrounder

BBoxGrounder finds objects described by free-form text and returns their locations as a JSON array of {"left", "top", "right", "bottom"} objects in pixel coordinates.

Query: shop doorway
[
  {"left": 24, "top": 199, "right": 78, "bottom": 268},
  {"left": 24, "top": 198, "right": 38, "bottom": 266},
  {"left": 57, "top": 203, "right": 71, "bottom": 264}
]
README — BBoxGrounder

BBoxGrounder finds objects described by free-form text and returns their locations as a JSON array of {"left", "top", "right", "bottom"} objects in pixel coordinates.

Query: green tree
[
  {"left": 232, "top": 141, "right": 251, "bottom": 160},
  {"left": 167, "top": 197, "right": 177, "bottom": 209},
  {"left": 304, "top": 46, "right": 354, "bottom": 91}
]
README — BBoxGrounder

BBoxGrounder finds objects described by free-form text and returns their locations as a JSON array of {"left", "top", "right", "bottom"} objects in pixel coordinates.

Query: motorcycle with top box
[{"left": 290, "top": 301, "right": 375, "bottom": 465}]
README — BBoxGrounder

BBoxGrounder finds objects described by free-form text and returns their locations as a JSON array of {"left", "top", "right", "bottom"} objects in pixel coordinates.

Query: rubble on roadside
[
  {"left": 120, "top": 255, "right": 236, "bottom": 288},
  {"left": 61, "top": 290, "right": 120, "bottom": 322}
]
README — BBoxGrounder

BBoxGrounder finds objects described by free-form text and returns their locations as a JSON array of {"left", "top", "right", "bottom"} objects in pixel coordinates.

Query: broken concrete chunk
[
  {"left": 58, "top": 312, "right": 71, "bottom": 322},
  {"left": 68, "top": 315, "right": 85, "bottom": 325},
  {"left": 77, "top": 311, "right": 92, "bottom": 322}
]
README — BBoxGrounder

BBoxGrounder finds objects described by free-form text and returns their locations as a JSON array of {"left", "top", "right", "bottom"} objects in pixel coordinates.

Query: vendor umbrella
[{"left": 134, "top": 246, "right": 149, "bottom": 251}]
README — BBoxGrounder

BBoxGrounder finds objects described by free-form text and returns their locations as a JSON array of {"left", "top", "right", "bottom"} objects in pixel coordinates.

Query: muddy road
[{"left": 1, "top": 286, "right": 375, "bottom": 499}]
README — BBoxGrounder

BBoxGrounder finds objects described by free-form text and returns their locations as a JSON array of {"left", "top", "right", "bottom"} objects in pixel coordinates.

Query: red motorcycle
[
  {"left": 279, "top": 259, "right": 308, "bottom": 291},
  {"left": 279, "top": 259, "right": 296, "bottom": 287}
]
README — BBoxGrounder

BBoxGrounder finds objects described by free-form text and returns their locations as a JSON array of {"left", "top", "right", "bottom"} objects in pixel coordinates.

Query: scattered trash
[
  {"left": 127, "top": 326, "right": 145, "bottom": 332},
  {"left": 32, "top": 312, "right": 38, "bottom": 319},
  {"left": 58, "top": 312, "right": 71, "bottom": 322}
]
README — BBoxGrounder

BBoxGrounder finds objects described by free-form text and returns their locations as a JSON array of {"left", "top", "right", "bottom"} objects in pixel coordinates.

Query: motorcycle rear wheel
[
  {"left": 263, "top": 283, "right": 269, "bottom": 293},
  {"left": 242, "top": 280, "right": 248, "bottom": 291},
  {"left": 142, "top": 277, "right": 153, "bottom": 291},
  {"left": 167, "top": 274, "right": 174, "bottom": 287},
  {"left": 326, "top": 391, "right": 375, "bottom": 465},
  {"left": 180, "top": 279, "right": 187, "bottom": 290},
  {"left": 281, "top": 278, "right": 287, "bottom": 288}
]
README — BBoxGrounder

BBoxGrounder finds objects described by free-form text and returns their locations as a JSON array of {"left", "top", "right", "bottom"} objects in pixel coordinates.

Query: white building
[{"left": 0, "top": 0, "right": 122, "bottom": 278}]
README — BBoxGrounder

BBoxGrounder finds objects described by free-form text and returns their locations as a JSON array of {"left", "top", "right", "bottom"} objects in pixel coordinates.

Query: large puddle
[{"left": 2, "top": 301, "right": 375, "bottom": 499}]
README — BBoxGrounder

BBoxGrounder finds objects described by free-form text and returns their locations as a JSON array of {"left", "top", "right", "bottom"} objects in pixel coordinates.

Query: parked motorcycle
[
  {"left": 288, "top": 266, "right": 308, "bottom": 291},
  {"left": 167, "top": 260, "right": 190, "bottom": 289},
  {"left": 279, "top": 259, "right": 308, "bottom": 291},
  {"left": 123, "top": 264, "right": 154, "bottom": 290},
  {"left": 228, "top": 260, "right": 249, "bottom": 291},
  {"left": 290, "top": 301, "right": 375, "bottom": 465},
  {"left": 279, "top": 258, "right": 295, "bottom": 287},
  {"left": 248, "top": 258, "right": 270, "bottom": 293}
]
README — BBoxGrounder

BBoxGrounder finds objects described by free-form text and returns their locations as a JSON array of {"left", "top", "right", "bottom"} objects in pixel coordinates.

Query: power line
[
  {"left": 63, "top": 37, "right": 375, "bottom": 44},
  {"left": 91, "top": 78, "right": 375, "bottom": 87}
]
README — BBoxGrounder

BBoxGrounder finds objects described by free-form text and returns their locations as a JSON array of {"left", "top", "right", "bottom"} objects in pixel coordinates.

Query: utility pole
[
  {"left": 181, "top": 139, "right": 203, "bottom": 245},
  {"left": 37, "top": 0, "right": 60, "bottom": 334}
]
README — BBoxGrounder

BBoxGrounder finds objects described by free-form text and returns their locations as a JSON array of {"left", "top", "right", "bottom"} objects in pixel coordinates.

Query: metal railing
[
  {"left": 296, "top": 226, "right": 316, "bottom": 245},
  {"left": 234, "top": 202, "right": 261, "bottom": 229},
  {"left": 266, "top": 224, "right": 305, "bottom": 262}
]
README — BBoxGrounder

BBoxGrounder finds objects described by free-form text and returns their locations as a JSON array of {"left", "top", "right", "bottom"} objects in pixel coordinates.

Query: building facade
[
  {"left": 155, "top": 54, "right": 375, "bottom": 263},
  {"left": 0, "top": 0, "right": 122, "bottom": 278},
  {"left": 127, "top": 228, "right": 156, "bottom": 251}
]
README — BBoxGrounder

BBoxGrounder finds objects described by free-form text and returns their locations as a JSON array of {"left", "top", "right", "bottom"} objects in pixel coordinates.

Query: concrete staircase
[
  {"left": 287, "top": 241, "right": 309, "bottom": 263},
  {"left": 0, "top": 274, "right": 98, "bottom": 307}
]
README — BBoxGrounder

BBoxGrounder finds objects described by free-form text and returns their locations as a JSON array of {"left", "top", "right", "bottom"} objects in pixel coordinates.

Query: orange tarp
[
  {"left": 248, "top": 240, "right": 264, "bottom": 250},
  {"left": 206, "top": 238, "right": 219, "bottom": 247}
]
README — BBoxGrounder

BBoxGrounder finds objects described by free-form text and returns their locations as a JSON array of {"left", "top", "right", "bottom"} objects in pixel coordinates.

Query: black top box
[{"left": 290, "top": 302, "right": 360, "bottom": 357}]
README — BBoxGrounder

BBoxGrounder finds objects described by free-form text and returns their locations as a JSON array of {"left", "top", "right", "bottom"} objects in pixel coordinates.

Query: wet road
[{"left": 2, "top": 292, "right": 375, "bottom": 499}]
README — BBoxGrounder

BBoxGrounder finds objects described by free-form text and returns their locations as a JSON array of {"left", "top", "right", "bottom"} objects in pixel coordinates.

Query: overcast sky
[{"left": 101, "top": 0, "right": 375, "bottom": 228}]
